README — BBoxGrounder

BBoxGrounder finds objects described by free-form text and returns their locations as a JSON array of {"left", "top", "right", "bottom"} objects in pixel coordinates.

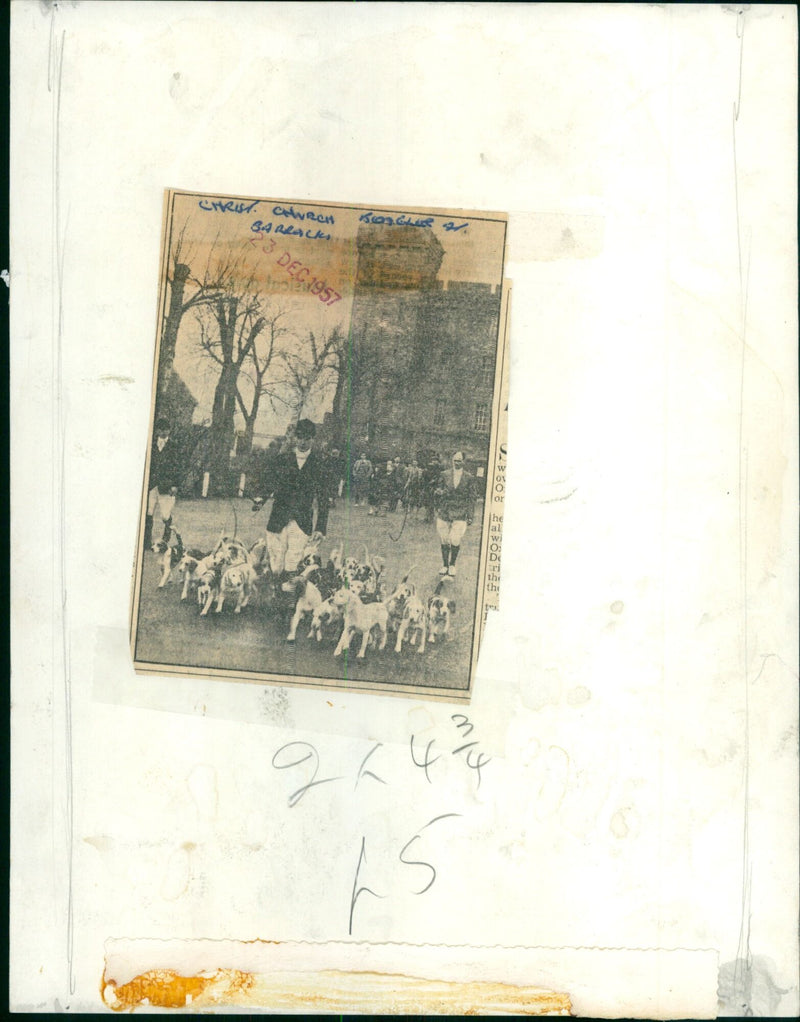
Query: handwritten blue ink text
[
  {"left": 199, "top": 198, "right": 260, "bottom": 214},
  {"left": 358, "top": 211, "right": 435, "bottom": 229},
  {"left": 273, "top": 205, "right": 335, "bottom": 225},
  {"left": 251, "top": 220, "right": 331, "bottom": 242}
]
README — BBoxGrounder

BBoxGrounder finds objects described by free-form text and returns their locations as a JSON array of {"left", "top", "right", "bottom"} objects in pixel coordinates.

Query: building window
[
  {"left": 481, "top": 355, "right": 493, "bottom": 387},
  {"left": 474, "top": 402, "right": 489, "bottom": 432},
  {"left": 434, "top": 398, "right": 447, "bottom": 426}
]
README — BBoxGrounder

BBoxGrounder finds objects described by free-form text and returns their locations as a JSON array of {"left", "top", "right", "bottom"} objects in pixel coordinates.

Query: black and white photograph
[{"left": 131, "top": 190, "right": 508, "bottom": 698}]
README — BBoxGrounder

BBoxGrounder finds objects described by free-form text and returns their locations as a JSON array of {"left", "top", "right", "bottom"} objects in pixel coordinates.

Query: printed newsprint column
[
  {"left": 483, "top": 288, "right": 510, "bottom": 615},
  {"left": 131, "top": 190, "right": 509, "bottom": 701}
]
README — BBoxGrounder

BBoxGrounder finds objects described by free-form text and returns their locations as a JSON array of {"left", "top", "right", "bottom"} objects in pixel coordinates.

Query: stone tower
[
  {"left": 346, "top": 224, "right": 445, "bottom": 455},
  {"left": 339, "top": 222, "right": 501, "bottom": 467}
]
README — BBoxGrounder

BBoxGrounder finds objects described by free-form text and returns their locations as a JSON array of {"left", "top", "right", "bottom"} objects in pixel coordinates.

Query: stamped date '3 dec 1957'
[{"left": 248, "top": 229, "right": 342, "bottom": 306}]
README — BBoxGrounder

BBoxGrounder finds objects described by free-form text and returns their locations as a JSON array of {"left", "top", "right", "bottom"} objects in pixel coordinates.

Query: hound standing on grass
[
  {"left": 178, "top": 550, "right": 217, "bottom": 601},
  {"left": 332, "top": 582, "right": 389, "bottom": 659},
  {"left": 427, "top": 594, "right": 455, "bottom": 643},
  {"left": 215, "top": 563, "right": 258, "bottom": 613},
  {"left": 386, "top": 578, "right": 427, "bottom": 653},
  {"left": 197, "top": 569, "right": 220, "bottom": 616},
  {"left": 152, "top": 530, "right": 184, "bottom": 589}
]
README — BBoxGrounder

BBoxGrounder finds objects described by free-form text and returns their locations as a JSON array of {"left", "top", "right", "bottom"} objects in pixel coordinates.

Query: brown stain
[{"left": 101, "top": 966, "right": 569, "bottom": 1015}]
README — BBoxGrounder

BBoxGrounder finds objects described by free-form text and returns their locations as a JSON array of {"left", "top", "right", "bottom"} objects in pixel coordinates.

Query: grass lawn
[{"left": 133, "top": 496, "right": 486, "bottom": 694}]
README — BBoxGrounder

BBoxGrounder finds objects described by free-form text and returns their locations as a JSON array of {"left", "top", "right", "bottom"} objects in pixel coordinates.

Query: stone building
[{"left": 344, "top": 224, "right": 502, "bottom": 470}]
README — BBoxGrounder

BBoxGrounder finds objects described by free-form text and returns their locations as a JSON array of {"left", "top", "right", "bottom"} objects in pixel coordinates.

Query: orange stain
[
  {"left": 101, "top": 966, "right": 569, "bottom": 1015},
  {"left": 102, "top": 968, "right": 254, "bottom": 1011}
]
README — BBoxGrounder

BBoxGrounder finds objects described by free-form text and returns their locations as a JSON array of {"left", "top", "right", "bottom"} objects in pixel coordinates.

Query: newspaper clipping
[{"left": 131, "top": 190, "right": 509, "bottom": 700}]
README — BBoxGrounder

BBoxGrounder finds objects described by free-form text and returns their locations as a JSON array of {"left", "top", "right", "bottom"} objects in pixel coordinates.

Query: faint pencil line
[
  {"left": 537, "top": 487, "right": 577, "bottom": 505},
  {"left": 48, "top": 7, "right": 75, "bottom": 999},
  {"left": 731, "top": 8, "right": 753, "bottom": 1005}
]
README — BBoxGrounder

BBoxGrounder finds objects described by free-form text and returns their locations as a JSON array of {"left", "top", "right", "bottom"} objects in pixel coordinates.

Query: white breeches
[
  {"left": 266, "top": 520, "right": 309, "bottom": 575},
  {"left": 436, "top": 518, "right": 467, "bottom": 546},
  {"left": 148, "top": 487, "right": 176, "bottom": 521}
]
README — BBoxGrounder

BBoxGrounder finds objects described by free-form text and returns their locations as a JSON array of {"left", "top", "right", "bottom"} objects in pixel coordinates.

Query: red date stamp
[{"left": 249, "top": 232, "right": 342, "bottom": 306}]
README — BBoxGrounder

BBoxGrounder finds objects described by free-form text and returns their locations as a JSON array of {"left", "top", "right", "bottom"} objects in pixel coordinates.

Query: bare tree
[
  {"left": 280, "top": 326, "right": 346, "bottom": 426},
  {"left": 194, "top": 265, "right": 268, "bottom": 491},
  {"left": 234, "top": 304, "right": 294, "bottom": 457},
  {"left": 158, "top": 223, "right": 244, "bottom": 398}
]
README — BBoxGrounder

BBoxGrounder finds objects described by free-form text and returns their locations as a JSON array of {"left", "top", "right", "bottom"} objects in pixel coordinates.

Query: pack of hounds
[{"left": 151, "top": 529, "right": 456, "bottom": 659}]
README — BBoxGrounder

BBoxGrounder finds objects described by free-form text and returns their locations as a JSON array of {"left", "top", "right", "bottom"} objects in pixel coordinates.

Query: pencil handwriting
[
  {"left": 349, "top": 813, "right": 462, "bottom": 934},
  {"left": 355, "top": 742, "right": 387, "bottom": 790},
  {"left": 348, "top": 836, "right": 385, "bottom": 935},
  {"left": 408, "top": 714, "right": 492, "bottom": 788},
  {"left": 271, "top": 741, "right": 343, "bottom": 807},
  {"left": 409, "top": 734, "right": 441, "bottom": 783}
]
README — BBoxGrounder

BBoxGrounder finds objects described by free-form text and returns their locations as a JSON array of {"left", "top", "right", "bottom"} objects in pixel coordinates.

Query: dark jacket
[
  {"left": 263, "top": 448, "right": 329, "bottom": 537},
  {"left": 434, "top": 468, "right": 476, "bottom": 523},
  {"left": 352, "top": 457, "right": 373, "bottom": 482},
  {"left": 149, "top": 437, "right": 182, "bottom": 492}
]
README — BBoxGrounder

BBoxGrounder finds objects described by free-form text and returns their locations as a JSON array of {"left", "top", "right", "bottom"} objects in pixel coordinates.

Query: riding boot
[
  {"left": 261, "top": 572, "right": 279, "bottom": 608},
  {"left": 144, "top": 514, "right": 153, "bottom": 549},
  {"left": 161, "top": 516, "right": 173, "bottom": 543},
  {"left": 276, "top": 571, "right": 296, "bottom": 624}
]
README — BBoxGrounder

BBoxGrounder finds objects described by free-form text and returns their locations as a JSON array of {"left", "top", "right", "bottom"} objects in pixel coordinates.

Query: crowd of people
[
  {"left": 253, "top": 438, "right": 459, "bottom": 522},
  {"left": 251, "top": 432, "right": 478, "bottom": 579},
  {"left": 146, "top": 418, "right": 480, "bottom": 581},
  {"left": 349, "top": 451, "right": 442, "bottom": 520}
]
